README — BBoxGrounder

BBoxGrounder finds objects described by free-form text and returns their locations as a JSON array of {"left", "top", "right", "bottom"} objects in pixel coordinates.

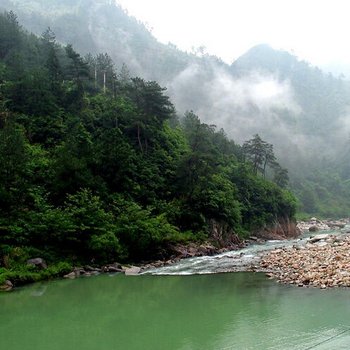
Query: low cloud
[
  {"left": 166, "top": 62, "right": 350, "bottom": 172},
  {"left": 167, "top": 63, "right": 305, "bottom": 164}
]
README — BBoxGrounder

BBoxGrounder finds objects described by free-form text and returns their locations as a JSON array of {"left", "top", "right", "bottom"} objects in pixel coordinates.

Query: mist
[{"left": 167, "top": 64, "right": 300, "bottom": 165}]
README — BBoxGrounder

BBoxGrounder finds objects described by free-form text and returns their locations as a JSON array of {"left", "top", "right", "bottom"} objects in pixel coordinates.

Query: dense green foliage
[{"left": 0, "top": 12, "right": 296, "bottom": 281}]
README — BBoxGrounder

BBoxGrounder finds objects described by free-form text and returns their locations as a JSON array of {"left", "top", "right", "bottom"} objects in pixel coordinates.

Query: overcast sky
[{"left": 115, "top": 0, "right": 350, "bottom": 68}]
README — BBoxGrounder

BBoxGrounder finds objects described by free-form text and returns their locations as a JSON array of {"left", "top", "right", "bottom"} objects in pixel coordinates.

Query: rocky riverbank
[
  {"left": 62, "top": 241, "right": 245, "bottom": 279},
  {"left": 297, "top": 217, "right": 348, "bottom": 232},
  {"left": 0, "top": 241, "right": 244, "bottom": 291},
  {"left": 259, "top": 231, "right": 350, "bottom": 288},
  {"left": 2, "top": 218, "right": 348, "bottom": 290}
]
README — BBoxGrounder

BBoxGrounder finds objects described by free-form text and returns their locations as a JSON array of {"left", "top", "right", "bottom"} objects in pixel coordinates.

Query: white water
[{"left": 146, "top": 227, "right": 349, "bottom": 276}]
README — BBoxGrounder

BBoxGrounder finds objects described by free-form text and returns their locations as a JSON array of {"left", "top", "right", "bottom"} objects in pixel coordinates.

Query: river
[{"left": 1, "top": 230, "right": 350, "bottom": 349}]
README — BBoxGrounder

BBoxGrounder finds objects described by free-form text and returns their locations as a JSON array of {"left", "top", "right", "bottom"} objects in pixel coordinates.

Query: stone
[
  {"left": 315, "top": 241, "right": 328, "bottom": 247},
  {"left": 124, "top": 266, "right": 141, "bottom": 275},
  {"left": 308, "top": 226, "right": 319, "bottom": 232},
  {"left": 308, "top": 234, "right": 329, "bottom": 243},
  {"left": 73, "top": 268, "right": 85, "bottom": 277},
  {"left": 84, "top": 265, "right": 102, "bottom": 272},
  {"left": 63, "top": 272, "right": 76, "bottom": 279},
  {"left": 106, "top": 266, "right": 123, "bottom": 273},
  {"left": 27, "top": 258, "right": 47, "bottom": 269},
  {"left": 0, "top": 280, "right": 13, "bottom": 291}
]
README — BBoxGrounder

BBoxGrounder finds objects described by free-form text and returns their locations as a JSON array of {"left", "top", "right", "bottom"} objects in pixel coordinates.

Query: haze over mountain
[{"left": 1, "top": 0, "right": 350, "bottom": 216}]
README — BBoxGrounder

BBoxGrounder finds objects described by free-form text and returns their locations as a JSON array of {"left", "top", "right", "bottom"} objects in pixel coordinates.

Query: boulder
[
  {"left": 27, "top": 258, "right": 47, "bottom": 269},
  {"left": 309, "top": 226, "right": 319, "bottom": 232},
  {"left": 63, "top": 272, "right": 76, "bottom": 279},
  {"left": 124, "top": 266, "right": 141, "bottom": 275},
  {"left": 0, "top": 280, "right": 13, "bottom": 291}
]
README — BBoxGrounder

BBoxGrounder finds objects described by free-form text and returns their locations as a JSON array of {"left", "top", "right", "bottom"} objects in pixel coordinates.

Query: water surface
[{"left": 1, "top": 272, "right": 350, "bottom": 349}]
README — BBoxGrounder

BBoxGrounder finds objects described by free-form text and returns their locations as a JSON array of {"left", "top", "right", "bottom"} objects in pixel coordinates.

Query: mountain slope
[
  {"left": 0, "top": 0, "right": 208, "bottom": 83},
  {"left": 1, "top": 0, "right": 350, "bottom": 216}
]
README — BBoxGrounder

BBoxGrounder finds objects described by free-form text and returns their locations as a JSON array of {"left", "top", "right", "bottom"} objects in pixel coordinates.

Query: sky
[{"left": 115, "top": 0, "right": 350, "bottom": 68}]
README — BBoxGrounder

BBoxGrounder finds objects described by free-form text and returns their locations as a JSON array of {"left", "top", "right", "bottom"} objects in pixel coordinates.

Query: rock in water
[
  {"left": 63, "top": 272, "right": 76, "bottom": 279},
  {"left": 308, "top": 234, "right": 329, "bottom": 243},
  {"left": 0, "top": 280, "right": 13, "bottom": 291},
  {"left": 125, "top": 266, "right": 141, "bottom": 275}
]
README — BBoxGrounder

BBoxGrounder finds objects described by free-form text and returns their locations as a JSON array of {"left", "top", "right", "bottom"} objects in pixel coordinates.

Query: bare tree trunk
[
  {"left": 263, "top": 158, "right": 268, "bottom": 178},
  {"left": 103, "top": 71, "right": 106, "bottom": 94}
]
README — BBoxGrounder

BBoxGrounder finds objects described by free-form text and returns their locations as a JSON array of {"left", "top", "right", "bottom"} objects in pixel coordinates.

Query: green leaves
[
  {"left": 0, "top": 14, "right": 297, "bottom": 268},
  {"left": 0, "top": 11, "right": 21, "bottom": 60},
  {"left": 64, "top": 189, "right": 122, "bottom": 262},
  {"left": 112, "top": 198, "right": 179, "bottom": 260}
]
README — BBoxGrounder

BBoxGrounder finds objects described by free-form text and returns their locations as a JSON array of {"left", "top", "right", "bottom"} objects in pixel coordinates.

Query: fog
[{"left": 167, "top": 61, "right": 350, "bottom": 171}]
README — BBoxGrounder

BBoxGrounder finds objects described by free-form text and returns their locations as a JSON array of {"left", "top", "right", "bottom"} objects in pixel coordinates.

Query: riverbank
[
  {"left": 2, "top": 218, "right": 348, "bottom": 290},
  {"left": 297, "top": 217, "right": 348, "bottom": 232},
  {"left": 0, "top": 240, "right": 245, "bottom": 291},
  {"left": 259, "top": 231, "right": 350, "bottom": 288},
  {"left": 257, "top": 217, "right": 350, "bottom": 288}
]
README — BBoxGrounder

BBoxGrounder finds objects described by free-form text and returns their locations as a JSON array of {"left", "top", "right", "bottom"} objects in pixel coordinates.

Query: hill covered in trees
[
  {"left": 0, "top": 11, "right": 296, "bottom": 284},
  {"left": 1, "top": 0, "right": 349, "bottom": 217}
]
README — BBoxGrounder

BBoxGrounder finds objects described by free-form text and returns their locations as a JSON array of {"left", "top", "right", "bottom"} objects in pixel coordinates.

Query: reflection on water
[{"left": 1, "top": 273, "right": 350, "bottom": 349}]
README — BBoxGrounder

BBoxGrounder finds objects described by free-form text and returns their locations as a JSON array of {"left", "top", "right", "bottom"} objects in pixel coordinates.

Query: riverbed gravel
[{"left": 260, "top": 233, "right": 350, "bottom": 288}]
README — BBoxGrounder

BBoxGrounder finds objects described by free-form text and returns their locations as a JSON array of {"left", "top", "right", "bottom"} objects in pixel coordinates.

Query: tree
[
  {"left": 64, "top": 44, "right": 90, "bottom": 111},
  {"left": 41, "top": 28, "right": 62, "bottom": 96},
  {"left": 64, "top": 44, "right": 89, "bottom": 82},
  {"left": 243, "top": 134, "right": 289, "bottom": 187},
  {"left": 177, "top": 111, "right": 219, "bottom": 201},
  {"left": 0, "top": 11, "right": 21, "bottom": 60},
  {"left": 273, "top": 165, "right": 289, "bottom": 188},
  {"left": 64, "top": 189, "right": 122, "bottom": 263},
  {"left": 125, "top": 78, "right": 175, "bottom": 153},
  {"left": 95, "top": 53, "right": 116, "bottom": 93},
  {"left": 0, "top": 122, "right": 29, "bottom": 209},
  {"left": 243, "top": 134, "right": 267, "bottom": 175}
]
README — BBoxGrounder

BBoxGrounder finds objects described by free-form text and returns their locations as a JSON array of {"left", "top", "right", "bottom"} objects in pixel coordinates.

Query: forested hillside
[
  {"left": 0, "top": 12, "right": 296, "bottom": 284},
  {"left": 231, "top": 44, "right": 350, "bottom": 217},
  {"left": 1, "top": 0, "right": 349, "bottom": 217}
]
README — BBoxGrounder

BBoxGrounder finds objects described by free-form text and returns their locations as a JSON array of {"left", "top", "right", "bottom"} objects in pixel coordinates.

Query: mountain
[
  {"left": 0, "top": 0, "right": 212, "bottom": 83},
  {"left": 230, "top": 44, "right": 350, "bottom": 160},
  {"left": 231, "top": 45, "right": 350, "bottom": 216},
  {"left": 1, "top": 0, "right": 350, "bottom": 217}
]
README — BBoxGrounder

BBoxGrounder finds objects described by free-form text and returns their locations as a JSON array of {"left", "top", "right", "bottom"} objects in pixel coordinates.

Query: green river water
[{"left": 1, "top": 271, "right": 350, "bottom": 350}]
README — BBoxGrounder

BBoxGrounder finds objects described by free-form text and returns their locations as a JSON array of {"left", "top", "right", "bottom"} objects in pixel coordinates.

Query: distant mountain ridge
[{"left": 0, "top": 0, "right": 200, "bottom": 82}]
